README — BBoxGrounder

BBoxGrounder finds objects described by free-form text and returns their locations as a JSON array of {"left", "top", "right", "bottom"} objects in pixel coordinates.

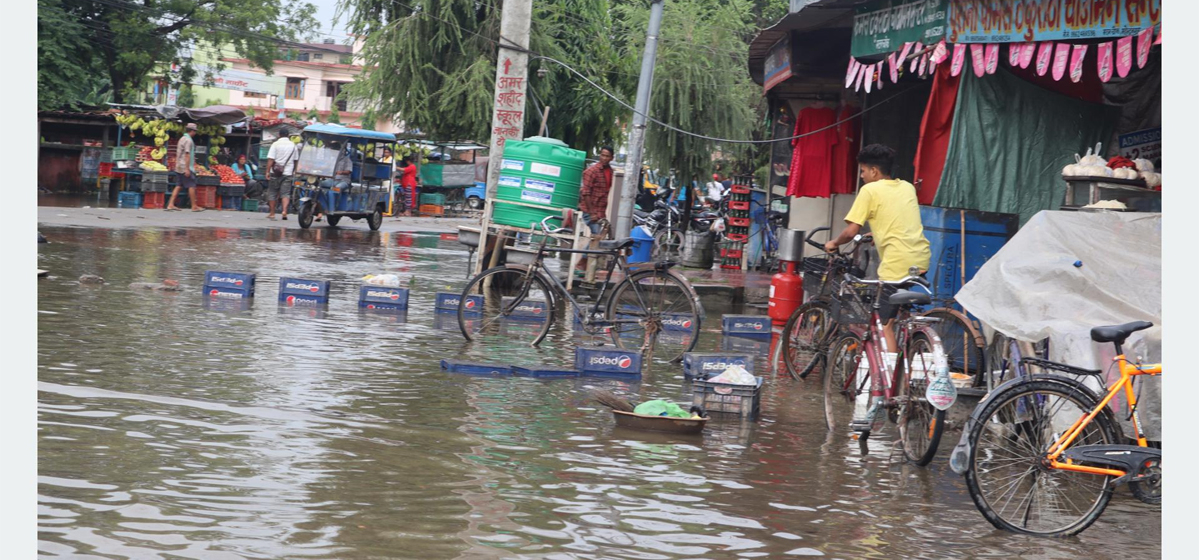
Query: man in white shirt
[
  {"left": 705, "top": 173, "right": 725, "bottom": 207},
  {"left": 265, "top": 131, "right": 300, "bottom": 221}
]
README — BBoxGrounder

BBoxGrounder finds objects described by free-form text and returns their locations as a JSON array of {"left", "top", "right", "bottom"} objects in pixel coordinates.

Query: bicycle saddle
[
  {"left": 1090, "top": 321, "right": 1153, "bottom": 345},
  {"left": 599, "top": 238, "right": 635, "bottom": 250},
  {"left": 888, "top": 290, "right": 932, "bottom": 307}
]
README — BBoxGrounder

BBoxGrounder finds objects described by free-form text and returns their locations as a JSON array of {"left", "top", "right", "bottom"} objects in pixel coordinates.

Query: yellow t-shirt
[{"left": 843, "top": 179, "right": 931, "bottom": 281}]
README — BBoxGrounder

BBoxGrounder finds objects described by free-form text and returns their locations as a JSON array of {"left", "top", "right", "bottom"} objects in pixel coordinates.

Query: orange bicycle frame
[{"left": 1046, "top": 355, "right": 1162, "bottom": 476}]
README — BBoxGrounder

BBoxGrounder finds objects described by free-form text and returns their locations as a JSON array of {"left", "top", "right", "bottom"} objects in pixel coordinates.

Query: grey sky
[{"left": 308, "top": 0, "right": 352, "bottom": 42}]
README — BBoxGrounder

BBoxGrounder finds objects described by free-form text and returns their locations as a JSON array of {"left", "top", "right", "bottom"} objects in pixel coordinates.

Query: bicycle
[
  {"left": 457, "top": 215, "right": 705, "bottom": 363},
  {"left": 818, "top": 268, "right": 953, "bottom": 466},
  {"left": 748, "top": 197, "right": 786, "bottom": 273},
  {"left": 955, "top": 321, "right": 1161, "bottom": 537}
]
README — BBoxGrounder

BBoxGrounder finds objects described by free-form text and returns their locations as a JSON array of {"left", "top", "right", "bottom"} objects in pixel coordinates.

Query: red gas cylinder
[{"left": 768, "top": 261, "right": 804, "bottom": 326}]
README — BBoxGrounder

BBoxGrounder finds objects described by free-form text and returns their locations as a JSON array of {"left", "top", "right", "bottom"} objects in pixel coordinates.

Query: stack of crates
[
  {"left": 721, "top": 183, "right": 753, "bottom": 270},
  {"left": 419, "top": 192, "right": 446, "bottom": 216},
  {"left": 217, "top": 183, "right": 246, "bottom": 210},
  {"left": 142, "top": 171, "right": 171, "bottom": 194}
]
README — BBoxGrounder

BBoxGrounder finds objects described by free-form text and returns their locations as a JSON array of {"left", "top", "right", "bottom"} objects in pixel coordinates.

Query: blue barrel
[
  {"left": 919, "top": 207, "right": 1018, "bottom": 307},
  {"left": 628, "top": 226, "right": 654, "bottom": 263}
]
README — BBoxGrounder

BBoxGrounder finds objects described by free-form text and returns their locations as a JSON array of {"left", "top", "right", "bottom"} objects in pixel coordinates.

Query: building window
[
  {"left": 297, "top": 52, "right": 310, "bottom": 62},
  {"left": 285, "top": 78, "right": 305, "bottom": 100},
  {"left": 325, "top": 82, "right": 348, "bottom": 111},
  {"left": 313, "top": 53, "right": 323, "bottom": 60},
  {"left": 244, "top": 92, "right": 267, "bottom": 99}
]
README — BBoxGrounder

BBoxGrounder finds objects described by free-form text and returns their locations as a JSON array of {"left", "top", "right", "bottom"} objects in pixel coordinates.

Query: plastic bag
[
  {"left": 633, "top": 400, "right": 690, "bottom": 418},
  {"left": 362, "top": 274, "right": 401, "bottom": 287},
  {"left": 708, "top": 365, "right": 756, "bottom": 385}
]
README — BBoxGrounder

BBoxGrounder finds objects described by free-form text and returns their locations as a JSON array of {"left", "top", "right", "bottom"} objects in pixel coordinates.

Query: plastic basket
[
  {"left": 117, "top": 191, "right": 142, "bottom": 209},
  {"left": 242, "top": 199, "right": 260, "bottom": 212},
  {"left": 194, "top": 186, "right": 218, "bottom": 208},
  {"left": 196, "top": 175, "right": 220, "bottom": 186},
  {"left": 691, "top": 377, "right": 762, "bottom": 417},
  {"left": 419, "top": 192, "right": 446, "bottom": 206},
  {"left": 140, "top": 182, "right": 169, "bottom": 193},
  {"left": 729, "top": 200, "right": 750, "bottom": 211},
  {"left": 728, "top": 216, "right": 751, "bottom": 228},
  {"left": 731, "top": 185, "right": 751, "bottom": 195},
  {"left": 112, "top": 146, "right": 138, "bottom": 161},
  {"left": 725, "top": 233, "right": 748, "bottom": 243},
  {"left": 220, "top": 196, "right": 243, "bottom": 210},
  {"left": 419, "top": 204, "right": 444, "bottom": 216},
  {"left": 142, "top": 192, "right": 165, "bottom": 209},
  {"left": 217, "top": 184, "right": 245, "bottom": 197}
]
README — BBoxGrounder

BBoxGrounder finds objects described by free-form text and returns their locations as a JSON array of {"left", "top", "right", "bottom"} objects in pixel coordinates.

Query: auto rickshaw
[{"left": 292, "top": 124, "right": 397, "bottom": 230}]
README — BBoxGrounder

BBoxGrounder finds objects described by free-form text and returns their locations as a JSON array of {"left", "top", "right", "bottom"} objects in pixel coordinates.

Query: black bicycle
[{"left": 458, "top": 216, "right": 704, "bottom": 363}]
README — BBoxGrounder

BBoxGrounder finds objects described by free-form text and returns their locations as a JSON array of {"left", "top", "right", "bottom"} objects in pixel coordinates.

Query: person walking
[
  {"left": 166, "top": 123, "right": 201, "bottom": 212},
  {"left": 824, "top": 144, "right": 931, "bottom": 354},
  {"left": 397, "top": 156, "right": 419, "bottom": 216},
  {"left": 265, "top": 131, "right": 299, "bottom": 221},
  {"left": 705, "top": 173, "right": 725, "bottom": 208},
  {"left": 576, "top": 145, "right": 615, "bottom": 274}
]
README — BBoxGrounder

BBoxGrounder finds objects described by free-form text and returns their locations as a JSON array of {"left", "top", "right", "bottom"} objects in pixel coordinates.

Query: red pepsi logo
[
  {"left": 367, "top": 304, "right": 376, "bottom": 309},
  {"left": 465, "top": 299, "right": 476, "bottom": 309},
  {"left": 754, "top": 322, "right": 763, "bottom": 330},
  {"left": 390, "top": 293, "right": 400, "bottom": 300},
  {"left": 618, "top": 356, "right": 632, "bottom": 368},
  {"left": 310, "top": 286, "right": 319, "bottom": 293},
  {"left": 286, "top": 295, "right": 296, "bottom": 305},
  {"left": 235, "top": 280, "right": 244, "bottom": 286},
  {"left": 210, "top": 289, "right": 219, "bottom": 296}
]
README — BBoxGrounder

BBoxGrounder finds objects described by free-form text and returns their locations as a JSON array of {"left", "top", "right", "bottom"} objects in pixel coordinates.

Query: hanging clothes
[
  {"left": 785, "top": 107, "right": 838, "bottom": 198},
  {"left": 912, "top": 62, "right": 963, "bottom": 204},
  {"left": 830, "top": 105, "right": 861, "bottom": 195}
]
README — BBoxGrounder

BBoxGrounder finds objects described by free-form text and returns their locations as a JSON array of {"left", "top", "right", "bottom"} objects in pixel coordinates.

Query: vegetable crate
[
  {"left": 419, "top": 204, "right": 444, "bottom": 216},
  {"left": 419, "top": 192, "right": 447, "bottom": 206},
  {"left": 194, "top": 186, "right": 218, "bottom": 209},
  {"left": 111, "top": 146, "right": 138, "bottom": 161},
  {"left": 690, "top": 376, "right": 763, "bottom": 418},
  {"left": 242, "top": 199, "right": 260, "bottom": 212},
  {"left": 117, "top": 191, "right": 142, "bottom": 209},
  {"left": 196, "top": 175, "right": 220, "bottom": 187},
  {"left": 217, "top": 184, "right": 245, "bottom": 197},
  {"left": 219, "top": 196, "right": 243, "bottom": 210},
  {"left": 142, "top": 192, "right": 166, "bottom": 210}
]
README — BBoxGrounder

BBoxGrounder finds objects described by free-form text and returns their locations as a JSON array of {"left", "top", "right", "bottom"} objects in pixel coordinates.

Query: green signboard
[{"left": 851, "top": 0, "right": 949, "bottom": 58}]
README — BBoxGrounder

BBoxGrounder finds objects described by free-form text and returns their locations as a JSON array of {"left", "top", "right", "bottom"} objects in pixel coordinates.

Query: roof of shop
[
  {"left": 748, "top": 0, "right": 862, "bottom": 85},
  {"left": 303, "top": 123, "right": 397, "bottom": 142}
]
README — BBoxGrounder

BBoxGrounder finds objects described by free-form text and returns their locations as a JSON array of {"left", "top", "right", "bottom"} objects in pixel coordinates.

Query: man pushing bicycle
[{"left": 824, "top": 144, "right": 931, "bottom": 355}]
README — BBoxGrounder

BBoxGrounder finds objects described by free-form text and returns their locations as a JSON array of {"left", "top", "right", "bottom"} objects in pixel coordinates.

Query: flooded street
[{"left": 37, "top": 225, "right": 1160, "bottom": 559}]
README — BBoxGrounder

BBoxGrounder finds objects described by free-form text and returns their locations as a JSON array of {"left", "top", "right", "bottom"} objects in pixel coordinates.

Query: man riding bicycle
[{"left": 824, "top": 144, "right": 931, "bottom": 355}]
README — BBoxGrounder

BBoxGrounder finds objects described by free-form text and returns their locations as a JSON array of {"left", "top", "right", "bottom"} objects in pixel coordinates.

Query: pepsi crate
[
  {"left": 217, "top": 184, "right": 245, "bottom": 197},
  {"left": 722, "top": 314, "right": 771, "bottom": 337},
  {"left": 501, "top": 296, "right": 551, "bottom": 321},
  {"left": 575, "top": 345, "right": 643, "bottom": 376},
  {"left": 279, "top": 277, "right": 331, "bottom": 305},
  {"left": 661, "top": 312, "right": 698, "bottom": 332},
  {"left": 511, "top": 366, "right": 580, "bottom": 378},
  {"left": 691, "top": 376, "right": 763, "bottom": 418},
  {"left": 436, "top": 291, "right": 482, "bottom": 314},
  {"left": 359, "top": 285, "right": 410, "bottom": 310},
  {"left": 117, "top": 191, "right": 142, "bottom": 209},
  {"left": 203, "top": 271, "right": 255, "bottom": 298},
  {"left": 220, "top": 196, "right": 243, "bottom": 210},
  {"left": 441, "top": 360, "right": 511, "bottom": 376},
  {"left": 682, "top": 353, "right": 755, "bottom": 380},
  {"left": 722, "top": 334, "right": 770, "bottom": 354}
]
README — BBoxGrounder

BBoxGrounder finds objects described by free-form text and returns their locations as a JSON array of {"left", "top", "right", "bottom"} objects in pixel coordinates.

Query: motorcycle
[{"left": 633, "top": 185, "right": 686, "bottom": 262}]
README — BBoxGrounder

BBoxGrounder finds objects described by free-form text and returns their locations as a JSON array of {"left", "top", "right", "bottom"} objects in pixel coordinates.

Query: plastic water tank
[{"left": 492, "top": 137, "right": 586, "bottom": 229}]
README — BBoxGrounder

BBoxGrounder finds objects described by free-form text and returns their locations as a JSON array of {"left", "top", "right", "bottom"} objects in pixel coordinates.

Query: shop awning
[{"left": 747, "top": 0, "right": 863, "bottom": 85}]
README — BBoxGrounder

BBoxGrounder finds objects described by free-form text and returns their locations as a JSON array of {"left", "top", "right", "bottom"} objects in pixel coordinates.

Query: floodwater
[{"left": 37, "top": 225, "right": 1161, "bottom": 559}]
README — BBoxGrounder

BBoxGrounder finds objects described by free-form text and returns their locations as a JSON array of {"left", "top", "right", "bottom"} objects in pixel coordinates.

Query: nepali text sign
[
  {"left": 763, "top": 37, "right": 793, "bottom": 93},
  {"left": 192, "top": 65, "right": 285, "bottom": 95},
  {"left": 947, "top": 0, "right": 1161, "bottom": 43},
  {"left": 852, "top": 0, "right": 949, "bottom": 57}
]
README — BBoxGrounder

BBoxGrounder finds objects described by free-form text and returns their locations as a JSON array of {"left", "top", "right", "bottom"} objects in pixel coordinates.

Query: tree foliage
[{"left": 41, "top": 0, "right": 318, "bottom": 105}]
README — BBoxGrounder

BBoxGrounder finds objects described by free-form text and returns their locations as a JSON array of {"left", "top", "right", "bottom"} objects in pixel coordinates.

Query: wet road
[{"left": 37, "top": 225, "right": 1161, "bottom": 559}]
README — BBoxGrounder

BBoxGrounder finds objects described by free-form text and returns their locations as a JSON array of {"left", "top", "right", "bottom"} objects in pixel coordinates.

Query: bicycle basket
[{"left": 831, "top": 289, "right": 871, "bottom": 325}]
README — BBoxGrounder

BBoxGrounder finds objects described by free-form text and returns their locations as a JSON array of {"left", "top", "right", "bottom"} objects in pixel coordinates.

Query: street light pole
[{"left": 613, "top": 0, "right": 664, "bottom": 240}]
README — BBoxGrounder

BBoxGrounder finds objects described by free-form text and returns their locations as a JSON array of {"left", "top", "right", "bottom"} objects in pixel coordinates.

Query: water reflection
[{"left": 38, "top": 225, "right": 1160, "bottom": 558}]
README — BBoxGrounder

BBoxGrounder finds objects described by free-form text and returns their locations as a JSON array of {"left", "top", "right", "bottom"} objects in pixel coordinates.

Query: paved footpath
[{"left": 38, "top": 205, "right": 475, "bottom": 234}]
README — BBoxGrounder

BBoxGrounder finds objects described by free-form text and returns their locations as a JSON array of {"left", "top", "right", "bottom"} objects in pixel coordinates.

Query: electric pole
[
  {"left": 613, "top": 0, "right": 665, "bottom": 240},
  {"left": 484, "top": 0, "right": 534, "bottom": 205}
]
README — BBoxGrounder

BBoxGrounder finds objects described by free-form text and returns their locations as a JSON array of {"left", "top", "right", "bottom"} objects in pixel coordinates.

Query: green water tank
[{"left": 492, "top": 137, "right": 586, "bottom": 229}]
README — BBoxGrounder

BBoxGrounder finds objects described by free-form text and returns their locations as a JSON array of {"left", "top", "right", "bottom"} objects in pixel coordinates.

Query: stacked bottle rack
[{"left": 721, "top": 183, "right": 753, "bottom": 270}]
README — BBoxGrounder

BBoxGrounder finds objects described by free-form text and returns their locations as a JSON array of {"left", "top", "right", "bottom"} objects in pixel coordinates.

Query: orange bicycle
[{"left": 956, "top": 321, "right": 1161, "bottom": 536}]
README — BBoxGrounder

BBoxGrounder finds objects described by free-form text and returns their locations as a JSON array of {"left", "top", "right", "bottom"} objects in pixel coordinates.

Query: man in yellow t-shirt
[{"left": 825, "top": 144, "right": 930, "bottom": 353}]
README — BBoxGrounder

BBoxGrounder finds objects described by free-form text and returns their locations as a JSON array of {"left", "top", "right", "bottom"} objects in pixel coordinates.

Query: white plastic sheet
[{"left": 956, "top": 210, "right": 1161, "bottom": 439}]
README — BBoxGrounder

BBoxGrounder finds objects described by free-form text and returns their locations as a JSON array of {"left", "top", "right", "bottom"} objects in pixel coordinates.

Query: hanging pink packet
[
  {"left": 1137, "top": 27, "right": 1152, "bottom": 68},
  {"left": 1051, "top": 43, "right": 1069, "bottom": 81},
  {"left": 888, "top": 53, "right": 899, "bottom": 82},
  {"left": 931, "top": 40, "right": 948, "bottom": 64},
  {"left": 1035, "top": 42, "right": 1053, "bottom": 76},
  {"left": 846, "top": 58, "right": 860, "bottom": 88},
  {"left": 1069, "top": 44, "right": 1088, "bottom": 83},
  {"left": 1008, "top": 44, "right": 1021, "bottom": 66},
  {"left": 1097, "top": 42, "right": 1114, "bottom": 82},
  {"left": 950, "top": 43, "right": 967, "bottom": 76},
  {"left": 985, "top": 44, "right": 999, "bottom": 74},
  {"left": 1116, "top": 36, "right": 1133, "bottom": 77},
  {"left": 1018, "top": 43, "right": 1036, "bottom": 68}
]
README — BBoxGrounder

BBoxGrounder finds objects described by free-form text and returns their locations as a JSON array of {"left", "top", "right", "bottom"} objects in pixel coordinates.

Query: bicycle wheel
[
  {"left": 606, "top": 270, "right": 700, "bottom": 363},
  {"left": 458, "top": 266, "right": 553, "bottom": 348},
  {"left": 922, "top": 308, "right": 986, "bottom": 387},
  {"left": 898, "top": 331, "right": 947, "bottom": 466},
  {"left": 823, "top": 333, "right": 866, "bottom": 432},
  {"left": 781, "top": 301, "right": 835, "bottom": 380},
  {"left": 964, "top": 379, "right": 1119, "bottom": 537},
  {"left": 653, "top": 228, "right": 684, "bottom": 262}
]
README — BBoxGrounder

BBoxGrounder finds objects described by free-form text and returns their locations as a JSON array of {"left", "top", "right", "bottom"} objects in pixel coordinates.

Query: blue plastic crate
[
  {"left": 279, "top": 277, "right": 331, "bottom": 304},
  {"left": 511, "top": 366, "right": 579, "bottom": 378},
  {"left": 661, "top": 312, "right": 699, "bottom": 332},
  {"left": 721, "top": 314, "right": 772, "bottom": 337},
  {"left": 574, "top": 346, "right": 642, "bottom": 376},
  {"left": 440, "top": 360, "right": 511, "bottom": 376},
  {"left": 221, "top": 196, "right": 243, "bottom": 210},
  {"left": 359, "top": 285, "right": 409, "bottom": 309},
  {"left": 682, "top": 353, "right": 755, "bottom": 380},
  {"left": 721, "top": 334, "right": 770, "bottom": 354},
  {"left": 501, "top": 296, "right": 550, "bottom": 321},
  {"left": 203, "top": 271, "right": 255, "bottom": 298},
  {"left": 117, "top": 191, "right": 142, "bottom": 209},
  {"left": 691, "top": 377, "right": 764, "bottom": 418},
  {"left": 435, "top": 292, "right": 482, "bottom": 314}
]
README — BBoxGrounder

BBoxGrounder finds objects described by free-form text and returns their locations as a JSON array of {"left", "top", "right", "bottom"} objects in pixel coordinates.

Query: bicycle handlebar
[
  {"left": 842, "top": 272, "right": 930, "bottom": 289},
  {"left": 535, "top": 215, "right": 569, "bottom": 235}
]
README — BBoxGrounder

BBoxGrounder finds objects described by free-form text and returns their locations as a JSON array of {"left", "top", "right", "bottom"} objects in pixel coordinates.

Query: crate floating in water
[
  {"left": 511, "top": 366, "right": 579, "bottom": 378},
  {"left": 359, "top": 285, "right": 410, "bottom": 310},
  {"left": 682, "top": 353, "right": 755, "bottom": 380},
  {"left": 501, "top": 296, "right": 550, "bottom": 321},
  {"left": 722, "top": 314, "right": 771, "bottom": 337},
  {"left": 278, "top": 277, "right": 331, "bottom": 305},
  {"left": 691, "top": 377, "right": 763, "bottom": 418},
  {"left": 440, "top": 360, "right": 512, "bottom": 376},
  {"left": 575, "top": 345, "right": 642, "bottom": 376},
  {"left": 203, "top": 271, "right": 255, "bottom": 299},
  {"left": 436, "top": 292, "right": 482, "bottom": 314}
]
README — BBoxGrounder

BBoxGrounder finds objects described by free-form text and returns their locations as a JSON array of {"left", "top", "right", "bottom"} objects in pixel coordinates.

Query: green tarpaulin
[{"left": 934, "top": 69, "right": 1118, "bottom": 224}]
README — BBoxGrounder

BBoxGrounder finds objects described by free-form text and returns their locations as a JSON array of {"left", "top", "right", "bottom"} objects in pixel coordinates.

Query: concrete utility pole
[
  {"left": 484, "top": 0, "right": 534, "bottom": 205},
  {"left": 613, "top": 0, "right": 665, "bottom": 240}
]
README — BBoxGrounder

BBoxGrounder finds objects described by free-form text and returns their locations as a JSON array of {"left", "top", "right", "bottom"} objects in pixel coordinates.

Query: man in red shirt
[{"left": 579, "top": 146, "right": 615, "bottom": 235}]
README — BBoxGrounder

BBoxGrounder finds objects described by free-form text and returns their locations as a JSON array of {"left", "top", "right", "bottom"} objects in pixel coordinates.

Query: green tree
[
  {"left": 329, "top": 99, "right": 342, "bottom": 124},
  {"left": 341, "top": 0, "right": 627, "bottom": 147},
  {"left": 306, "top": 107, "right": 320, "bottom": 121},
  {"left": 359, "top": 107, "right": 376, "bottom": 130},
  {"left": 48, "top": 0, "right": 318, "bottom": 104},
  {"left": 38, "top": 0, "right": 108, "bottom": 110},
  {"left": 613, "top": 0, "right": 762, "bottom": 183},
  {"left": 177, "top": 84, "right": 196, "bottom": 107}
]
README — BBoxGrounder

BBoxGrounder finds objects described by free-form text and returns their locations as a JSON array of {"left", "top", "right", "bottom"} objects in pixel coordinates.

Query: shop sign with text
[
  {"left": 851, "top": 0, "right": 948, "bottom": 57},
  {"left": 948, "top": 0, "right": 1160, "bottom": 43}
]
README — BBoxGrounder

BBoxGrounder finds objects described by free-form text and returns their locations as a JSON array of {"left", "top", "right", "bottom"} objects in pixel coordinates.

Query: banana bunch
[
  {"left": 140, "top": 161, "right": 168, "bottom": 171},
  {"left": 150, "top": 147, "right": 167, "bottom": 160}
]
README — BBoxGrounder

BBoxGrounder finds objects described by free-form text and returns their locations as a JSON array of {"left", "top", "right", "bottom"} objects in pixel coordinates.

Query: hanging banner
[
  {"left": 969, "top": 44, "right": 985, "bottom": 77},
  {"left": 1136, "top": 27, "right": 1152, "bottom": 68},
  {"left": 1097, "top": 41, "right": 1114, "bottom": 82},
  {"left": 950, "top": 43, "right": 967, "bottom": 76},
  {"left": 846, "top": 58, "right": 861, "bottom": 88},
  {"left": 1051, "top": 43, "right": 1070, "bottom": 81},
  {"left": 851, "top": 0, "right": 950, "bottom": 58},
  {"left": 865, "top": 64, "right": 874, "bottom": 93},
  {"left": 918, "top": 52, "right": 929, "bottom": 76},
  {"left": 877, "top": 61, "right": 886, "bottom": 88},
  {"left": 984, "top": 43, "right": 999, "bottom": 74},
  {"left": 931, "top": 40, "right": 949, "bottom": 64},
  {"left": 1008, "top": 44, "right": 1021, "bottom": 66},
  {"left": 947, "top": 0, "right": 1161, "bottom": 43},
  {"left": 1018, "top": 42, "right": 1036, "bottom": 68},
  {"left": 1069, "top": 44, "right": 1087, "bottom": 83},
  {"left": 763, "top": 37, "right": 794, "bottom": 93},
  {"left": 1035, "top": 42, "right": 1053, "bottom": 76},
  {"left": 910, "top": 42, "right": 924, "bottom": 72},
  {"left": 888, "top": 53, "right": 900, "bottom": 82},
  {"left": 1115, "top": 35, "right": 1133, "bottom": 77}
]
